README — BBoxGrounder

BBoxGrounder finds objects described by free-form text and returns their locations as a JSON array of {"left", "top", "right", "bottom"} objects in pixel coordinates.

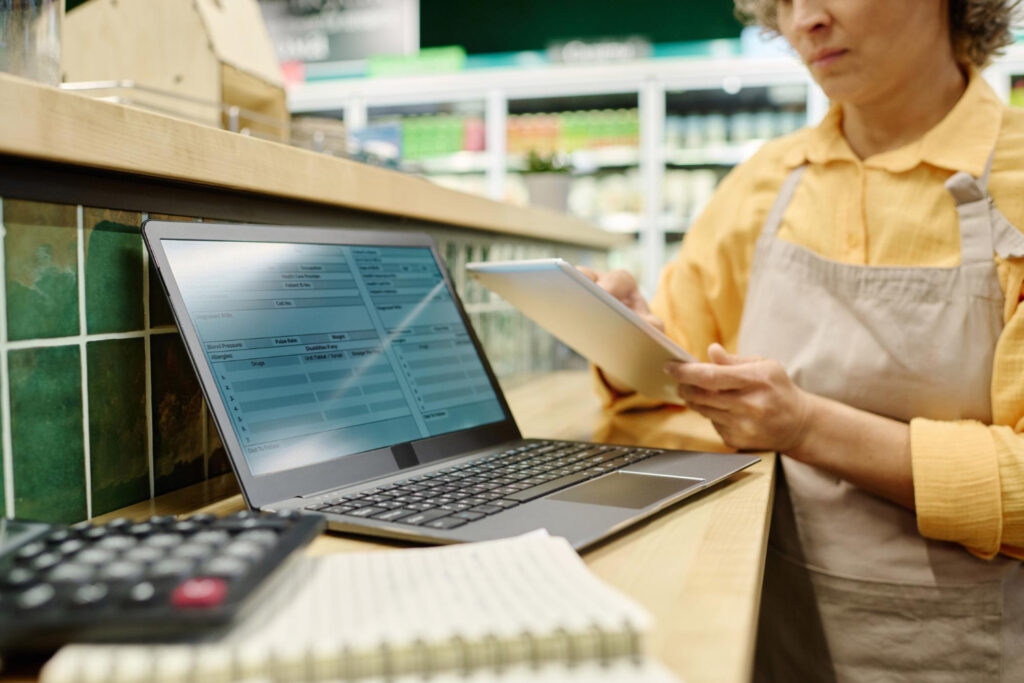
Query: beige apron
[{"left": 742, "top": 157, "right": 1024, "bottom": 681}]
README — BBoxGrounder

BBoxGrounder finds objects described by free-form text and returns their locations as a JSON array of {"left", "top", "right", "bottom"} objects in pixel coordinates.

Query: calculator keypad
[{"left": 0, "top": 510, "right": 324, "bottom": 655}]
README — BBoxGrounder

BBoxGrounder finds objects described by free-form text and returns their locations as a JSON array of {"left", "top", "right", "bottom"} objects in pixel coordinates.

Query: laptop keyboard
[{"left": 303, "top": 441, "right": 663, "bottom": 531}]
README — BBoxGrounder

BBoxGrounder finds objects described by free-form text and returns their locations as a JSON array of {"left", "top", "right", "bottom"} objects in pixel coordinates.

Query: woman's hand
[
  {"left": 667, "top": 344, "right": 914, "bottom": 508},
  {"left": 576, "top": 266, "right": 664, "bottom": 395},
  {"left": 665, "top": 343, "right": 814, "bottom": 453},
  {"left": 576, "top": 266, "right": 665, "bottom": 332}
]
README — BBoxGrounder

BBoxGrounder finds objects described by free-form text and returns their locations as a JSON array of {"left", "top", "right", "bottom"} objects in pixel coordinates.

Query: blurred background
[
  {"left": 33, "top": 0, "right": 1024, "bottom": 377},
  {"left": 49, "top": 0, "right": 810, "bottom": 290},
  {"left": 47, "top": 0, "right": 1024, "bottom": 287}
]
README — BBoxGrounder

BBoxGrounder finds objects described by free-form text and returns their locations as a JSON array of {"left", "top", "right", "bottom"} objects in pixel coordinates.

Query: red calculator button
[{"left": 171, "top": 577, "right": 227, "bottom": 609}]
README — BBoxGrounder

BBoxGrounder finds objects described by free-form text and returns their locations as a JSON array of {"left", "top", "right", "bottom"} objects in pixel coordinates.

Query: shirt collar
[{"left": 782, "top": 67, "right": 1003, "bottom": 176}]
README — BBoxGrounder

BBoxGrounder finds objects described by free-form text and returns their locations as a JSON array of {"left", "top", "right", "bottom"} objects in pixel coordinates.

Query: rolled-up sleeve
[{"left": 911, "top": 259, "right": 1024, "bottom": 560}]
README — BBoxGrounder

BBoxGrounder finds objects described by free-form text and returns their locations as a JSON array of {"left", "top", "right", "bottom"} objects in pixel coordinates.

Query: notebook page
[{"left": 41, "top": 533, "right": 672, "bottom": 683}]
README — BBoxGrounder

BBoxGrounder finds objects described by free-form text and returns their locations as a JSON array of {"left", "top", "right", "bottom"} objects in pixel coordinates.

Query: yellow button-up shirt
[{"left": 602, "top": 71, "right": 1024, "bottom": 560}]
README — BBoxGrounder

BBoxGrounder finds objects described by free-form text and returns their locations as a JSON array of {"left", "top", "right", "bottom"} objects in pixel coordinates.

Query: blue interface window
[{"left": 162, "top": 240, "right": 506, "bottom": 475}]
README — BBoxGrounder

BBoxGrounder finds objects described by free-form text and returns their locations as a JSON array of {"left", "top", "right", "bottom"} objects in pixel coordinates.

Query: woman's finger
[
  {"left": 641, "top": 312, "right": 666, "bottom": 333},
  {"left": 685, "top": 402, "right": 734, "bottom": 425},
  {"left": 599, "top": 269, "right": 645, "bottom": 307},
  {"left": 707, "top": 342, "right": 762, "bottom": 365},
  {"left": 576, "top": 265, "right": 599, "bottom": 282},
  {"left": 677, "top": 383, "right": 743, "bottom": 411},
  {"left": 665, "top": 361, "right": 757, "bottom": 392}
]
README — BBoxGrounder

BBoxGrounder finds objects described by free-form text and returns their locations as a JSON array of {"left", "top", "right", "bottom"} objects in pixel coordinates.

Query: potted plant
[{"left": 521, "top": 150, "right": 573, "bottom": 212}]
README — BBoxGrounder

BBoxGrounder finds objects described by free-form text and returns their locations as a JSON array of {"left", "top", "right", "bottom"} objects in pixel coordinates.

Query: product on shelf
[
  {"left": 1010, "top": 78, "right": 1024, "bottom": 108},
  {"left": 348, "top": 121, "right": 402, "bottom": 168},
  {"left": 565, "top": 171, "right": 643, "bottom": 227},
  {"left": 401, "top": 114, "right": 467, "bottom": 160},
  {"left": 664, "top": 169, "right": 720, "bottom": 230},
  {"left": 506, "top": 109, "right": 640, "bottom": 156},
  {"left": 665, "top": 108, "right": 805, "bottom": 153},
  {"left": 463, "top": 116, "right": 486, "bottom": 151},
  {"left": 353, "top": 102, "right": 807, "bottom": 242},
  {"left": 343, "top": 113, "right": 486, "bottom": 166}
]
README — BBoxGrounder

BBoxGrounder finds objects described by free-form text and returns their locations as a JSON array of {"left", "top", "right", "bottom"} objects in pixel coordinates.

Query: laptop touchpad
[{"left": 549, "top": 472, "right": 702, "bottom": 509}]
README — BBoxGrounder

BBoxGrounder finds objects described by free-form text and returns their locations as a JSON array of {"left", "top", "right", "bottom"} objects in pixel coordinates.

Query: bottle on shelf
[
  {"left": 664, "top": 107, "right": 807, "bottom": 159},
  {"left": 506, "top": 108, "right": 639, "bottom": 162}
]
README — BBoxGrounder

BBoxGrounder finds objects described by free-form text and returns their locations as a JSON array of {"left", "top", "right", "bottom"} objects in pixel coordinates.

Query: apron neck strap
[
  {"left": 945, "top": 147, "right": 998, "bottom": 264},
  {"left": 760, "top": 165, "right": 807, "bottom": 239},
  {"left": 974, "top": 146, "right": 1024, "bottom": 260}
]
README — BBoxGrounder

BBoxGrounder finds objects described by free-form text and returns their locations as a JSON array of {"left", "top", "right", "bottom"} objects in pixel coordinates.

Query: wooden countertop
[
  {"left": 1, "top": 371, "right": 774, "bottom": 683},
  {"left": 0, "top": 74, "right": 625, "bottom": 250}
]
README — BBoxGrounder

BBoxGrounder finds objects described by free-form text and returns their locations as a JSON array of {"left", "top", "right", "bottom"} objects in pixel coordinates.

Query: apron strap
[
  {"left": 945, "top": 172, "right": 995, "bottom": 264},
  {"left": 946, "top": 148, "right": 1024, "bottom": 261},
  {"left": 945, "top": 164, "right": 995, "bottom": 265},
  {"left": 760, "top": 165, "right": 807, "bottom": 238}
]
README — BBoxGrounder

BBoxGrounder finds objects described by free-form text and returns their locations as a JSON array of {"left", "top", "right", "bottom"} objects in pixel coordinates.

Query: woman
[{"left": 586, "top": 0, "right": 1024, "bottom": 679}]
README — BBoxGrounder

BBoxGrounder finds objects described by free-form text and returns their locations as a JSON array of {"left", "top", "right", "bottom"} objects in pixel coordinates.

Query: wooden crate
[{"left": 63, "top": 0, "right": 288, "bottom": 140}]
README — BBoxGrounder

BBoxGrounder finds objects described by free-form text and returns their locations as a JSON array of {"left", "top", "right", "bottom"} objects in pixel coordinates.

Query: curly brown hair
[{"left": 733, "top": 0, "right": 1020, "bottom": 67}]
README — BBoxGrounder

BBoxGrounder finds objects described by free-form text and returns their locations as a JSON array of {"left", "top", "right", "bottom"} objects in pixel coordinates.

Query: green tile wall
[
  {"left": 10, "top": 345, "right": 86, "bottom": 523},
  {"left": 4, "top": 200, "right": 79, "bottom": 341},
  {"left": 84, "top": 208, "right": 144, "bottom": 334},
  {"left": 0, "top": 198, "right": 603, "bottom": 523},
  {"left": 87, "top": 338, "right": 149, "bottom": 516},
  {"left": 151, "top": 333, "right": 205, "bottom": 495}
]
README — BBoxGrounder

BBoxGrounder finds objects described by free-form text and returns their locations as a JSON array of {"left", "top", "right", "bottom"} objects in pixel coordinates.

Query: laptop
[{"left": 142, "top": 220, "right": 759, "bottom": 550}]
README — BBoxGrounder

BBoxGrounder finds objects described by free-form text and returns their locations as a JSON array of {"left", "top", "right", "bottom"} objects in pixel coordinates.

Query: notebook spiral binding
[
  {"left": 37, "top": 603, "right": 648, "bottom": 680},
  {"left": 244, "top": 620, "right": 648, "bottom": 681}
]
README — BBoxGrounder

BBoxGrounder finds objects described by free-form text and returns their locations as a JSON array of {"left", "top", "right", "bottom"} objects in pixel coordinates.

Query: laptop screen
[{"left": 161, "top": 239, "right": 506, "bottom": 476}]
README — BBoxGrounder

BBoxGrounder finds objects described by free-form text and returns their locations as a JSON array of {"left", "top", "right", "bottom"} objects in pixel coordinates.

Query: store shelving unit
[
  {"left": 283, "top": 44, "right": 1024, "bottom": 380},
  {"left": 289, "top": 53, "right": 827, "bottom": 294},
  {"left": 289, "top": 44, "right": 1024, "bottom": 293}
]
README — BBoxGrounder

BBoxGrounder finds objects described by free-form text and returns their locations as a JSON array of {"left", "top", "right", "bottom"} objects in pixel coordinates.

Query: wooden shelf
[{"left": 0, "top": 74, "right": 626, "bottom": 251}]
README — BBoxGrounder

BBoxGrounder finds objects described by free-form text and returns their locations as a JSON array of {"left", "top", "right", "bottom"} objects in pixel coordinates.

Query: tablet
[{"left": 466, "top": 259, "right": 692, "bottom": 403}]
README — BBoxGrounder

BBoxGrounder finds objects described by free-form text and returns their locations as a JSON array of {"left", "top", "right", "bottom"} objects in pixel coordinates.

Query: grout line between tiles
[
  {"left": 0, "top": 198, "right": 13, "bottom": 519},
  {"left": 0, "top": 327, "right": 177, "bottom": 351},
  {"left": 78, "top": 205, "right": 92, "bottom": 519}
]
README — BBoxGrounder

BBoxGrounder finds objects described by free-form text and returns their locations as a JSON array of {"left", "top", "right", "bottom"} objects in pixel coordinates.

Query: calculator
[{"left": 0, "top": 510, "right": 325, "bottom": 655}]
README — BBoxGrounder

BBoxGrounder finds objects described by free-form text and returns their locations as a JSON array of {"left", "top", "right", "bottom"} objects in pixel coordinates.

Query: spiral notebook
[{"left": 40, "top": 534, "right": 679, "bottom": 682}]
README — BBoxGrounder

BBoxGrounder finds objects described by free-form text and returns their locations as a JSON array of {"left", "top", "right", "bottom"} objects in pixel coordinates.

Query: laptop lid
[{"left": 142, "top": 221, "right": 521, "bottom": 509}]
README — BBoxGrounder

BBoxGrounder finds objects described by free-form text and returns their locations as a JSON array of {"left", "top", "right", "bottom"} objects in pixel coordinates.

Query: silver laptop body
[{"left": 143, "top": 221, "right": 758, "bottom": 550}]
